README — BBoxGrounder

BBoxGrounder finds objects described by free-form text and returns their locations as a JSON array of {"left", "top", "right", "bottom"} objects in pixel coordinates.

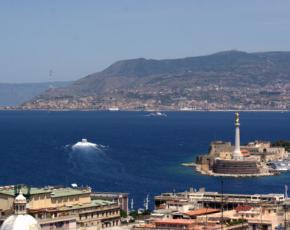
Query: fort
[{"left": 195, "top": 113, "right": 288, "bottom": 177}]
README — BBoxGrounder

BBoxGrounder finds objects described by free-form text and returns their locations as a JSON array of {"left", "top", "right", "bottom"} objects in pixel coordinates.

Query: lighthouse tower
[{"left": 232, "top": 112, "right": 243, "bottom": 160}]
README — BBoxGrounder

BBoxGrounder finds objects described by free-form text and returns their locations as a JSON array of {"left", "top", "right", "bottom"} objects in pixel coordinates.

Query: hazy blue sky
[{"left": 1, "top": 0, "right": 290, "bottom": 83}]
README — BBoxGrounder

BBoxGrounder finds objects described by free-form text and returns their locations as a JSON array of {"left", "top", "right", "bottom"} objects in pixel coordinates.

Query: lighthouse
[{"left": 232, "top": 112, "right": 243, "bottom": 160}]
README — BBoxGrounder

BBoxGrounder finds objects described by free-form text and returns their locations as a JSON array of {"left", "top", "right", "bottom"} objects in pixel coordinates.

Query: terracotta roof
[
  {"left": 143, "top": 224, "right": 155, "bottom": 228},
  {"left": 184, "top": 208, "right": 220, "bottom": 217},
  {"left": 235, "top": 205, "right": 253, "bottom": 212},
  {"left": 155, "top": 219, "right": 195, "bottom": 225}
]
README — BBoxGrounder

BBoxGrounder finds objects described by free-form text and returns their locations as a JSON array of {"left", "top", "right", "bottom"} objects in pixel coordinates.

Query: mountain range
[{"left": 19, "top": 50, "right": 290, "bottom": 110}]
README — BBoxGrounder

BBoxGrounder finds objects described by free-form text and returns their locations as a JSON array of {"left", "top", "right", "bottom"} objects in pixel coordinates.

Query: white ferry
[
  {"left": 72, "top": 139, "right": 97, "bottom": 148},
  {"left": 108, "top": 107, "right": 120, "bottom": 111}
]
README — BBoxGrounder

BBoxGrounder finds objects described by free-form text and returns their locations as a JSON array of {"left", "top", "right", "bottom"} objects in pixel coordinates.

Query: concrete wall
[{"left": 213, "top": 159, "right": 259, "bottom": 174}]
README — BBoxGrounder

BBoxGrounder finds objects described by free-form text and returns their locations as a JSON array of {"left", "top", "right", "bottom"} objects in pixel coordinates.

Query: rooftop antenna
[
  {"left": 220, "top": 178, "right": 224, "bottom": 230},
  {"left": 144, "top": 194, "right": 149, "bottom": 210},
  {"left": 130, "top": 198, "right": 134, "bottom": 211}
]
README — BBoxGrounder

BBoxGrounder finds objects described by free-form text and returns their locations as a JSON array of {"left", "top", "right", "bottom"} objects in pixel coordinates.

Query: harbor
[
  {"left": 2, "top": 111, "right": 290, "bottom": 230},
  {"left": 193, "top": 113, "right": 290, "bottom": 177}
]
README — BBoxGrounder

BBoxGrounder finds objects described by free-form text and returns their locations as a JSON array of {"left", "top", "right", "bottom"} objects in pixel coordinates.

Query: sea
[{"left": 0, "top": 111, "right": 290, "bottom": 209}]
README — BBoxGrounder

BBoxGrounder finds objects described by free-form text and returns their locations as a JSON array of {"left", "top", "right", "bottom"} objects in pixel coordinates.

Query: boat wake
[
  {"left": 65, "top": 140, "right": 133, "bottom": 185},
  {"left": 65, "top": 138, "right": 158, "bottom": 189}
]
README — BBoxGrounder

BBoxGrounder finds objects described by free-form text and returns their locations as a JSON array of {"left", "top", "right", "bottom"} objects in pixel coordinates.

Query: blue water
[{"left": 1, "top": 111, "right": 290, "bottom": 208}]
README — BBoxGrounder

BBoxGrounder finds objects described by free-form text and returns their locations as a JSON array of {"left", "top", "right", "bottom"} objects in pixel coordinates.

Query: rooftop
[
  {"left": 235, "top": 205, "right": 253, "bottom": 212},
  {"left": 184, "top": 208, "right": 220, "bottom": 217},
  {"left": 155, "top": 219, "right": 195, "bottom": 225},
  {"left": 56, "top": 199, "right": 116, "bottom": 211},
  {"left": 28, "top": 199, "right": 116, "bottom": 213},
  {"left": 0, "top": 186, "right": 91, "bottom": 198},
  {"left": 51, "top": 188, "right": 91, "bottom": 198}
]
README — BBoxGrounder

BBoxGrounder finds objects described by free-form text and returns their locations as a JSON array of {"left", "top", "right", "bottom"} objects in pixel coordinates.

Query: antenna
[
  {"left": 144, "top": 194, "right": 149, "bottom": 210},
  {"left": 221, "top": 178, "right": 224, "bottom": 230},
  {"left": 131, "top": 198, "right": 134, "bottom": 211}
]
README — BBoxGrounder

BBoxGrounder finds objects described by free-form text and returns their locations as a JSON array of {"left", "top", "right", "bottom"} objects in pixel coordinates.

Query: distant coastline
[
  {"left": 0, "top": 107, "right": 289, "bottom": 112},
  {"left": 1, "top": 106, "right": 290, "bottom": 112}
]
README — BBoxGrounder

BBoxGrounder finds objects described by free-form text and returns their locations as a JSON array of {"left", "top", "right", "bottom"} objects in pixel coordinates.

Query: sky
[{"left": 1, "top": 0, "right": 290, "bottom": 83}]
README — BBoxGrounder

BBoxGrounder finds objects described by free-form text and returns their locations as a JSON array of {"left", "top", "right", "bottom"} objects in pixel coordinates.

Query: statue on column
[{"left": 235, "top": 112, "right": 239, "bottom": 124}]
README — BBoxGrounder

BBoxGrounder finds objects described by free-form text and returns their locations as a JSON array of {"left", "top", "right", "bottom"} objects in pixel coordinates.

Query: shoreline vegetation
[{"left": 272, "top": 140, "right": 290, "bottom": 152}]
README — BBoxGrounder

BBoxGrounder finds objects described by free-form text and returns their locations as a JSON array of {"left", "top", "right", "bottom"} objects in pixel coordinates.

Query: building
[
  {"left": 0, "top": 185, "right": 121, "bottom": 230},
  {"left": 197, "top": 204, "right": 290, "bottom": 230},
  {"left": 154, "top": 188, "right": 289, "bottom": 230},
  {"left": 38, "top": 216, "right": 77, "bottom": 230},
  {"left": 91, "top": 192, "right": 129, "bottom": 213},
  {"left": 0, "top": 190, "right": 42, "bottom": 230},
  {"left": 212, "top": 159, "right": 260, "bottom": 175},
  {"left": 212, "top": 112, "right": 260, "bottom": 175},
  {"left": 154, "top": 219, "right": 196, "bottom": 230},
  {"left": 133, "top": 216, "right": 248, "bottom": 230},
  {"left": 155, "top": 188, "right": 285, "bottom": 211},
  {"left": 182, "top": 208, "right": 220, "bottom": 219}
]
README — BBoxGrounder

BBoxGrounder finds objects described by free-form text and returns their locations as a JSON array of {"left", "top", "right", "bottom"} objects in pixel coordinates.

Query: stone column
[{"left": 233, "top": 112, "right": 243, "bottom": 160}]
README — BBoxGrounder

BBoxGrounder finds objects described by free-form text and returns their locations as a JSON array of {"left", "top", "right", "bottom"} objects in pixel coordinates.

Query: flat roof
[
  {"left": 0, "top": 187, "right": 51, "bottom": 197},
  {"left": 28, "top": 199, "right": 117, "bottom": 213},
  {"left": 155, "top": 219, "right": 195, "bottom": 225},
  {"left": 0, "top": 186, "right": 91, "bottom": 198},
  {"left": 51, "top": 188, "right": 90, "bottom": 198},
  {"left": 56, "top": 199, "right": 116, "bottom": 211},
  {"left": 184, "top": 208, "right": 220, "bottom": 217}
]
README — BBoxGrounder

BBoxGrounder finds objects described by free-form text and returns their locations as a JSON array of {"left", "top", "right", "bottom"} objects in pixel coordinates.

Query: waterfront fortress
[
  {"left": 195, "top": 113, "right": 287, "bottom": 177},
  {"left": 212, "top": 112, "right": 259, "bottom": 175}
]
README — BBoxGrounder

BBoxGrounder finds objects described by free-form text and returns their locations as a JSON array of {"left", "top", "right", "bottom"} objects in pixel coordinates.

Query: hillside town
[{"left": 17, "top": 80, "right": 290, "bottom": 111}]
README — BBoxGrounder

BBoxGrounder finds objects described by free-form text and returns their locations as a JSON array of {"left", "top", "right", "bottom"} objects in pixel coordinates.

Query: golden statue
[{"left": 235, "top": 112, "right": 239, "bottom": 124}]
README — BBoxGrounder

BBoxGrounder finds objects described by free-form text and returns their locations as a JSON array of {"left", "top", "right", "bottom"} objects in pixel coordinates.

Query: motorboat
[
  {"left": 72, "top": 139, "right": 97, "bottom": 148},
  {"left": 146, "top": 112, "right": 167, "bottom": 117},
  {"left": 269, "top": 162, "right": 288, "bottom": 171},
  {"left": 108, "top": 107, "right": 120, "bottom": 111}
]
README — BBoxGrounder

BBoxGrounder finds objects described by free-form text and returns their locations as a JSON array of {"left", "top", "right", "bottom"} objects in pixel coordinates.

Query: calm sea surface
[{"left": 0, "top": 111, "right": 290, "bottom": 208}]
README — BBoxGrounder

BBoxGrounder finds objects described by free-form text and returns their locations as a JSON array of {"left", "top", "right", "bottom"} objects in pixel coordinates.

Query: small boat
[
  {"left": 72, "top": 139, "right": 97, "bottom": 148},
  {"left": 108, "top": 107, "right": 119, "bottom": 111},
  {"left": 269, "top": 162, "right": 288, "bottom": 171},
  {"left": 146, "top": 112, "right": 167, "bottom": 117}
]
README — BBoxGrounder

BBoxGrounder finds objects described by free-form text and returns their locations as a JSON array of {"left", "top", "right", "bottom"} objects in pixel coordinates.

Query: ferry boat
[
  {"left": 73, "top": 139, "right": 97, "bottom": 148},
  {"left": 108, "top": 107, "right": 119, "bottom": 111}
]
